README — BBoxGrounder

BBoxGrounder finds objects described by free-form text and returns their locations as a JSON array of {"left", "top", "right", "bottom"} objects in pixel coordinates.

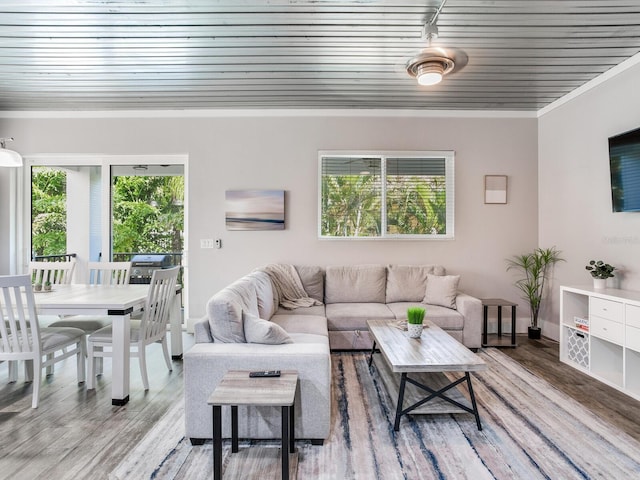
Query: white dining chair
[
  {"left": 87, "top": 261, "right": 131, "bottom": 286},
  {"left": 86, "top": 266, "right": 179, "bottom": 391},
  {"left": 47, "top": 261, "right": 132, "bottom": 375},
  {"left": 0, "top": 274, "right": 86, "bottom": 408},
  {"left": 29, "top": 259, "right": 76, "bottom": 286},
  {"left": 49, "top": 261, "right": 132, "bottom": 333}
]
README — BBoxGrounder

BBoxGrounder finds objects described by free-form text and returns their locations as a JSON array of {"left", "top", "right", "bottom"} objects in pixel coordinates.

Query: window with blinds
[{"left": 319, "top": 152, "right": 454, "bottom": 238}]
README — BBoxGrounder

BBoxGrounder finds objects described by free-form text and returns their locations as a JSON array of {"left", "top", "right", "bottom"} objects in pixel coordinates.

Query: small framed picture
[{"left": 484, "top": 175, "right": 508, "bottom": 204}]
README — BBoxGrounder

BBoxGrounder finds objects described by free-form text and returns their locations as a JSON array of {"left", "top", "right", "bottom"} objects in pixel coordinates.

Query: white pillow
[
  {"left": 243, "top": 312, "right": 293, "bottom": 345},
  {"left": 424, "top": 274, "right": 460, "bottom": 310}
]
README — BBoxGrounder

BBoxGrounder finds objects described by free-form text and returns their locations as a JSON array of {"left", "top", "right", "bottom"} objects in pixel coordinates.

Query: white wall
[
  {"left": 539, "top": 62, "right": 640, "bottom": 340},
  {"left": 0, "top": 168, "right": 9, "bottom": 274},
  {"left": 1, "top": 113, "right": 538, "bottom": 324}
]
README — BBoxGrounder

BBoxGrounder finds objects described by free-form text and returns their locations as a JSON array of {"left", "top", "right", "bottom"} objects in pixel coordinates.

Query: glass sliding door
[
  {"left": 25, "top": 155, "right": 188, "bottom": 318},
  {"left": 110, "top": 164, "right": 185, "bottom": 283}
]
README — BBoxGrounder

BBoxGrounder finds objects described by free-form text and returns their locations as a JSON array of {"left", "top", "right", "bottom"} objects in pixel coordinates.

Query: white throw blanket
[{"left": 262, "top": 264, "right": 322, "bottom": 310}]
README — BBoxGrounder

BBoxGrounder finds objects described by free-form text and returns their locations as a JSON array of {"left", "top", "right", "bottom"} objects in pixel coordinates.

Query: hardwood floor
[
  {"left": 0, "top": 332, "right": 194, "bottom": 480},
  {"left": 500, "top": 334, "right": 640, "bottom": 442},
  {"left": 1, "top": 333, "right": 639, "bottom": 479}
]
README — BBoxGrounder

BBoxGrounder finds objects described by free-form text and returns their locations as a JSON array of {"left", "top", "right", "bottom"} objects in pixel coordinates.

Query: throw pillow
[
  {"left": 386, "top": 265, "right": 445, "bottom": 303},
  {"left": 424, "top": 274, "right": 460, "bottom": 310},
  {"left": 243, "top": 312, "right": 293, "bottom": 345}
]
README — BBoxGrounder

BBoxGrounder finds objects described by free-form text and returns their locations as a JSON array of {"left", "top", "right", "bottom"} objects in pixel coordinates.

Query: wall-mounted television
[{"left": 609, "top": 126, "right": 640, "bottom": 212}]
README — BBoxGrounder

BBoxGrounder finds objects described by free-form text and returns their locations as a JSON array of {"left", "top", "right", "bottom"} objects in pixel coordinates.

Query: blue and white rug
[{"left": 112, "top": 349, "right": 640, "bottom": 479}]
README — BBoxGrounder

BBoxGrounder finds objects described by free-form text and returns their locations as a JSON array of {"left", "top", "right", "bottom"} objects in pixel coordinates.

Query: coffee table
[
  {"left": 207, "top": 370, "right": 298, "bottom": 480},
  {"left": 367, "top": 319, "right": 487, "bottom": 431}
]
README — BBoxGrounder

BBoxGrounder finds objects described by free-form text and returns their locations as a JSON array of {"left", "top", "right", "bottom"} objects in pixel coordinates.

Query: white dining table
[{"left": 33, "top": 283, "right": 183, "bottom": 405}]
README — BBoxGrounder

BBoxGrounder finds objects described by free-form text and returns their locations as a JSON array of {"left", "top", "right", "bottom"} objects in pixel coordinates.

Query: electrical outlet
[
  {"left": 200, "top": 238, "right": 214, "bottom": 249},
  {"left": 215, "top": 239, "right": 222, "bottom": 249}
]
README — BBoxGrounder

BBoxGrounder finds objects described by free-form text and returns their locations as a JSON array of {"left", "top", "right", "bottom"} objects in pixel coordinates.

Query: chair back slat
[
  {"left": 88, "top": 261, "right": 131, "bottom": 285},
  {"left": 139, "top": 267, "right": 179, "bottom": 344},
  {"left": 0, "top": 275, "right": 41, "bottom": 358},
  {"left": 29, "top": 260, "right": 76, "bottom": 285}
]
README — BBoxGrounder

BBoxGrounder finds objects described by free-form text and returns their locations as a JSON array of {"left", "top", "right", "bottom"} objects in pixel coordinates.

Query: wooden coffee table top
[
  {"left": 207, "top": 370, "right": 298, "bottom": 407},
  {"left": 367, "top": 319, "right": 486, "bottom": 373}
]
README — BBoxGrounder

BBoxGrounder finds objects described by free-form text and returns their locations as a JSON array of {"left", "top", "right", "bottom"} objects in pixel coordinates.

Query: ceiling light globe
[
  {"left": 416, "top": 62, "right": 444, "bottom": 86},
  {"left": 0, "top": 148, "right": 23, "bottom": 167},
  {"left": 417, "top": 72, "right": 443, "bottom": 86}
]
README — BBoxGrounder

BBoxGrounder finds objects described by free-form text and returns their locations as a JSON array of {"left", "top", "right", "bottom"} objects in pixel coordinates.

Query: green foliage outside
[
  {"left": 31, "top": 167, "right": 184, "bottom": 258},
  {"left": 32, "top": 167, "right": 67, "bottom": 256},
  {"left": 112, "top": 175, "right": 184, "bottom": 255},
  {"left": 321, "top": 174, "right": 381, "bottom": 236},
  {"left": 321, "top": 173, "right": 447, "bottom": 237}
]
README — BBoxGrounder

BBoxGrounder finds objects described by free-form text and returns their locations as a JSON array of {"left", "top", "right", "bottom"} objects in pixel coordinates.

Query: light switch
[
  {"left": 215, "top": 239, "right": 222, "bottom": 249},
  {"left": 200, "top": 239, "right": 214, "bottom": 249}
]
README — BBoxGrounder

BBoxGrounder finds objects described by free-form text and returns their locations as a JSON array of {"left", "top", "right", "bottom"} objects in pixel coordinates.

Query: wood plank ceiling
[{"left": 1, "top": 0, "right": 639, "bottom": 112}]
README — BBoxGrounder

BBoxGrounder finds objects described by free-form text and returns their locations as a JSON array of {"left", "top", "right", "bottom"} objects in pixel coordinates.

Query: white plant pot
[
  {"left": 408, "top": 323, "right": 423, "bottom": 338},
  {"left": 593, "top": 278, "right": 607, "bottom": 289}
]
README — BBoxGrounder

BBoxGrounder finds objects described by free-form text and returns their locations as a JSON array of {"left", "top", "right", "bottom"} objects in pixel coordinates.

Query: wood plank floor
[
  {"left": 500, "top": 334, "right": 640, "bottom": 441},
  {"left": 1, "top": 333, "right": 640, "bottom": 479}
]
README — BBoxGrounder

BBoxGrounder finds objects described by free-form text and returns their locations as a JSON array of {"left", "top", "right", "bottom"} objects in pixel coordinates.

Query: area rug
[{"left": 111, "top": 349, "right": 640, "bottom": 479}]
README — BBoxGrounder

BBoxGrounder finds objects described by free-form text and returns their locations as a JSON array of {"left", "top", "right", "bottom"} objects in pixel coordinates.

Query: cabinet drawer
[
  {"left": 590, "top": 297, "right": 623, "bottom": 323},
  {"left": 627, "top": 326, "right": 640, "bottom": 353},
  {"left": 590, "top": 315, "right": 624, "bottom": 344},
  {"left": 626, "top": 304, "right": 640, "bottom": 329}
]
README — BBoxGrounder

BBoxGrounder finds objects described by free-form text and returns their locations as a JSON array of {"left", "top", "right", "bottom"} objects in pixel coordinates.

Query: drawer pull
[{"left": 576, "top": 332, "right": 585, "bottom": 338}]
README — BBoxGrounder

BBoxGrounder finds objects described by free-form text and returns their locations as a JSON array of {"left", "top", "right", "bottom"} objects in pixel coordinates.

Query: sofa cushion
[
  {"left": 325, "top": 265, "right": 386, "bottom": 304},
  {"left": 274, "top": 305, "right": 326, "bottom": 317},
  {"left": 325, "top": 302, "right": 394, "bottom": 331},
  {"left": 207, "top": 276, "right": 259, "bottom": 343},
  {"left": 385, "top": 264, "right": 446, "bottom": 303},
  {"left": 424, "top": 274, "right": 460, "bottom": 310},
  {"left": 386, "top": 302, "right": 464, "bottom": 330},
  {"left": 248, "top": 270, "right": 277, "bottom": 320},
  {"left": 271, "top": 314, "right": 328, "bottom": 336},
  {"left": 243, "top": 312, "right": 292, "bottom": 345},
  {"left": 295, "top": 265, "right": 324, "bottom": 303}
]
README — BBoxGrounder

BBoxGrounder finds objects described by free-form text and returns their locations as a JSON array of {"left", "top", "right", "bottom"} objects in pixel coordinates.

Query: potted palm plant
[{"left": 506, "top": 246, "right": 564, "bottom": 339}]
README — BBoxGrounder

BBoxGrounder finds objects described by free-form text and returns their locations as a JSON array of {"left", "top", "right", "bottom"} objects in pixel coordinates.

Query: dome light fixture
[
  {"left": 406, "top": 0, "right": 459, "bottom": 87},
  {"left": 407, "top": 53, "right": 455, "bottom": 86},
  {"left": 0, "top": 137, "right": 23, "bottom": 167}
]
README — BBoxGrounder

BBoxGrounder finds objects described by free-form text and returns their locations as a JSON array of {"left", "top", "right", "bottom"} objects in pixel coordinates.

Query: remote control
[{"left": 249, "top": 370, "right": 281, "bottom": 378}]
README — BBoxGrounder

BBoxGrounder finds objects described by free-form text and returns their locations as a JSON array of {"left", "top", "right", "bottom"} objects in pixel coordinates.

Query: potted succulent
[
  {"left": 585, "top": 260, "right": 615, "bottom": 289},
  {"left": 407, "top": 306, "right": 426, "bottom": 338},
  {"left": 506, "top": 246, "right": 564, "bottom": 339},
  {"left": 43, "top": 281, "right": 52, "bottom": 292},
  {"left": 33, "top": 282, "right": 43, "bottom": 292}
]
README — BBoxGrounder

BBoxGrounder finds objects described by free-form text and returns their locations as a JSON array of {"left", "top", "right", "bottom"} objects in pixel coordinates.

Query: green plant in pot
[
  {"left": 44, "top": 281, "right": 52, "bottom": 292},
  {"left": 506, "top": 246, "right": 564, "bottom": 339},
  {"left": 585, "top": 260, "right": 615, "bottom": 289},
  {"left": 407, "top": 307, "right": 426, "bottom": 338}
]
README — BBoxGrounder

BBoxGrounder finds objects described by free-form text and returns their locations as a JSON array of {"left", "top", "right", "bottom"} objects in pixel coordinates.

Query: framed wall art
[
  {"left": 225, "top": 189, "right": 285, "bottom": 230},
  {"left": 484, "top": 175, "right": 508, "bottom": 204}
]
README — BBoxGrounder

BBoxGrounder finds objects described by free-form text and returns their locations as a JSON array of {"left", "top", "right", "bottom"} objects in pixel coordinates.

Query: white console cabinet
[{"left": 560, "top": 285, "right": 640, "bottom": 401}]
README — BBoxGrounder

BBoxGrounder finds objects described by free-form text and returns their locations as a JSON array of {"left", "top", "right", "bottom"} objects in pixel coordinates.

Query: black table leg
[
  {"left": 213, "top": 405, "right": 222, "bottom": 480},
  {"left": 231, "top": 405, "right": 238, "bottom": 453},
  {"left": 394, "top": 373, "right": 408, "bottom": 431},
  {"left": 281, "top": 406, "right": 289, "bottom": 480},
  {"left": 482, "top": 306, "right": 488, "bottom": 346},
  {"left": 511, "top": 305, "right": 517, "bottom": 346},
  {"left": 368, "top": 340, "right": 377, "bottom": 367},
  {"left": 289, "top": 401, "right": 295, "bottom": 454},
  {"left": 465, "top": 372, "right": 482, "bottom": 431},
  {"left": 497, "top": 305, "right": 503, "bottom": 337}
]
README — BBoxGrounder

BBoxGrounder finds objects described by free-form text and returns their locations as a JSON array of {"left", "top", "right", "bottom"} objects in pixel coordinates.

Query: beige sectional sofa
[{"left": 184, "top": 264, "right": 481, "bottom": 445}]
